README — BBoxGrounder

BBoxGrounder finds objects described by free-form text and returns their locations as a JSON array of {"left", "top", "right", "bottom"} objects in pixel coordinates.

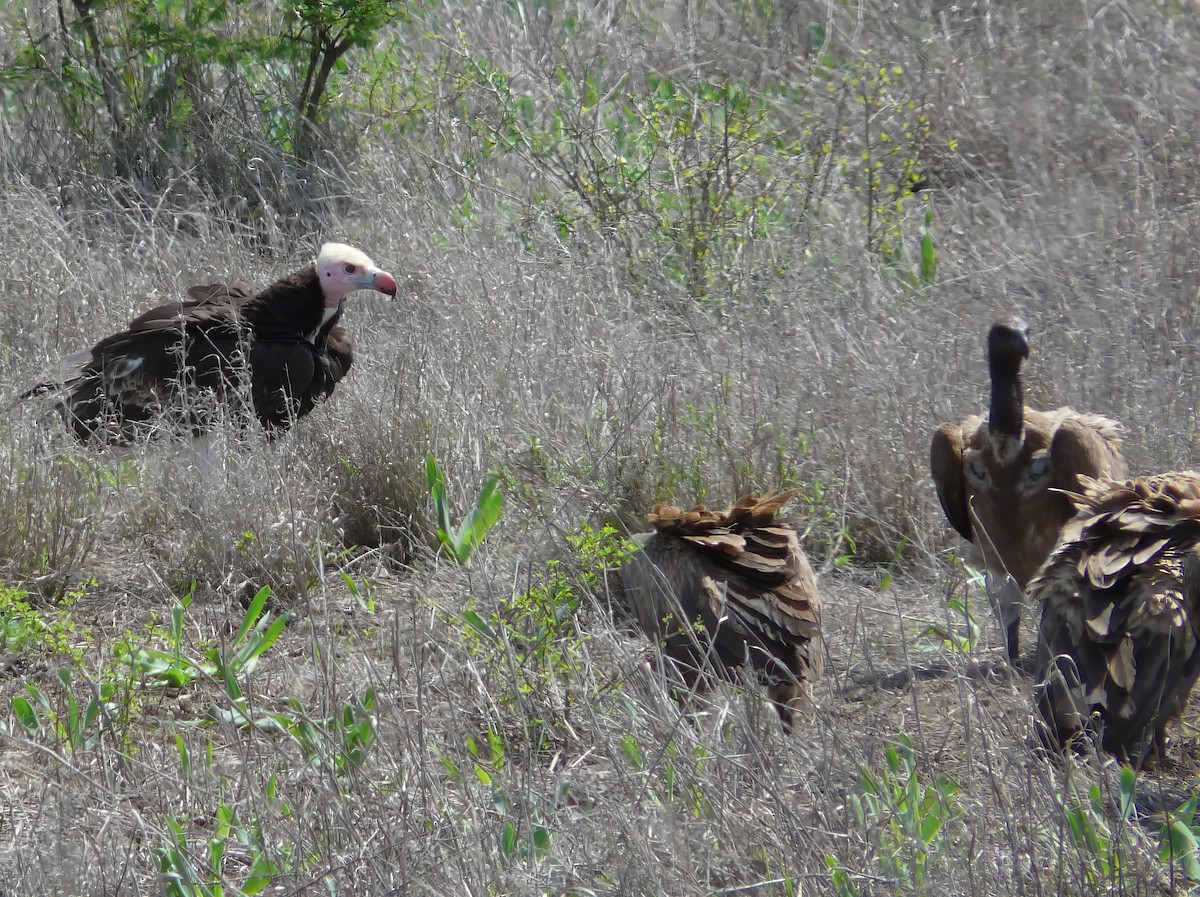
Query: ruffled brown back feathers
[{"left": 625, "top": 491, "right": 822, "bottom": 731}]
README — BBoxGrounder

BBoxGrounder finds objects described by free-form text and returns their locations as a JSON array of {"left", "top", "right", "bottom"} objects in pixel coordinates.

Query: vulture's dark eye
[{"left": 343, "top": 263, "right": 356, "bottom": 274}]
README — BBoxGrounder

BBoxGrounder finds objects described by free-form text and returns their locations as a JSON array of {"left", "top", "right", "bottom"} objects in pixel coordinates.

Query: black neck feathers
[
  {"left": 242, "top": 265, "right": 326, "bottom": 340},
  {"left": 986, "top": 317, "right": 1030, "bottom": 438}
]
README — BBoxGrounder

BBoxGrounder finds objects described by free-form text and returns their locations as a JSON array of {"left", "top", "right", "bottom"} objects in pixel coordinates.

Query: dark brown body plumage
[
  {"left": 623, "top": 491, "right": 823, "bottom": 731},
  {"left": 930, "top": 318, "right": 1126, "bottom": 659},
  {"left": 1033, "top": 473, "right": 1200, "bottom": 761},
  {"left": 25, "top": 267, "right": 352, "bottom": 441}
]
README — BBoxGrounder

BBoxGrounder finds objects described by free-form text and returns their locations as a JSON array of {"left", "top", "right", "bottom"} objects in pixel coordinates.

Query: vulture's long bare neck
[{"left": 988, "top": 353, "right": 1025, "bottom": 439}]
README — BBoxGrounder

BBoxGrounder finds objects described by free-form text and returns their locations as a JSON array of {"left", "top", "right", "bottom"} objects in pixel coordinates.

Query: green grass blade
[
  {"left": 455, "top": 473, "right": 504, "bottom": 565},
  {"left": 425, "top": 453, "right": 454, "bottom": 539},
  {"left": 919, "top": 208, "right": 936, "bottom": 284},
  {"left": 461, "top": 608, "right": 498, "bottom": 641},
  {"left": 1118, "top": 765, "right": 1136, "bottom": 820},
  {"left": 232, "top": 586, "right": 271, "bottom": 650},
  {"left": 233, "top": 611, "right": 289, "bottom": 674}
]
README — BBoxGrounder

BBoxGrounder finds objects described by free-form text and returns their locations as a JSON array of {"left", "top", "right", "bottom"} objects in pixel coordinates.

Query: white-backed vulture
[
  {"left": 22, "top": 243, "right": 397, "bottom": 442},
  {"left": 623, "top": 491, "right": 823, "bottom": 731},
  {"left": 930, "top": 317, "right": 1126, "bottom": 660},
  {"left": 1033, "top": 473, "right": 1200, "bottom": 761}
]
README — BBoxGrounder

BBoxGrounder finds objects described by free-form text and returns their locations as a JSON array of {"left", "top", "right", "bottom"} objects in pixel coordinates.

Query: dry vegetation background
[{"left": 2, "top": 0, "right": 1200, "bottom": 894}]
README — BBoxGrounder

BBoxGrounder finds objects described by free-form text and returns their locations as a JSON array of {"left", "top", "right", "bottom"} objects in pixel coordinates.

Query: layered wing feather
[
  {"left": 1033, "top": 472, "right": 1200, "bottom": 759},
  {"left": 28, "top": 292, "right": 251, "bottom": 440},
  {"left": 1050, "top": 415, "right": 1127, "bottom": 495},
  {"left": 930, "top": 421, "right": 972, "bottom": 542}
]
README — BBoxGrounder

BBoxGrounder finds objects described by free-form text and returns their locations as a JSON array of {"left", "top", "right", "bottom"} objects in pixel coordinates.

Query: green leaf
[
  {"left": 425, "top": 454, "right": 453, "bottom": 537},
  {"left": 919, "top": 811, "right": 943, "bottom": 844},
  {"left": 461, "top": 609, "right": 497, "bottom": 641},
  {"left": 232, "top": 586, "right": 271, "bottom": 649},
  {"left": 824, "top": 854, "right": 858, "bottom": 897},
  {"left": 134, "top": 649, "right": 197, "bottom": 688},
  {"left": 12, "top": 695, "right": 40, "bottom": 733},
  {"left": 515, "top": 95, "right": 535, "bottom": 124},
  {"left": 1118, "top": 765, "right": 1136, "bottom": 820},
  {"left": 175, "top": 733, "right": 191, "bottom": 779},
  {"left": 209, "top": 835, "right": 226, "bottom": 869},
  {"left": 501, "top": 820, "right": 517, "bottom": 857},
  {"left": 492, "top": 788, "right": 510, "bottom": 815},
  {"left": 243, "top": 872, "right": 271, "bottom": 895},
  {"left": 83, "top": 697, "right": 100, "bottom": 733},
  {"left": 435, "top": 529, "right": 457, "bottom": 556},
  {"left": 170, "top": 601, "right": 185, "bottom": 643},
  {"left": 857, "top": 768, "right": 880, "bottom": 798},
  {"left": 884, "top": 744, "right": 899, "bottom": 774},
  {"left": 454, "top": 474, "right": 504, "bottom": 564},
  {"left": 340, "top": 572, "right": 374, "bottom": 613},
  {"left": 239, "top": 611, "right": 289, "bottom": 670},
  {"left": 620, "top": 734, "right": 644, "bottom": 769},
  {"left": 1161, "top": 820, "right": 1200, "bottom": 880}
]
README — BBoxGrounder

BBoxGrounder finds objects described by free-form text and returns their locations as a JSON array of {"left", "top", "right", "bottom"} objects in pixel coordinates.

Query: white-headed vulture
[{"left": 23, "top": 243, "right": 397, "bottom": 441}]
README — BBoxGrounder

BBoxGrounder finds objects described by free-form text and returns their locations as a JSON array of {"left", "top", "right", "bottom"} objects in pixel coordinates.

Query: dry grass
[{"left": 3, "top": 1, "right": 1200, "bottom": 894}]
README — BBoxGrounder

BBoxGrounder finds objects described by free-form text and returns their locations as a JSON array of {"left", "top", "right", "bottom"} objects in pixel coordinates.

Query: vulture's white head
[{"left": 316, "top": 243, "right": 398, "bottom": 308}]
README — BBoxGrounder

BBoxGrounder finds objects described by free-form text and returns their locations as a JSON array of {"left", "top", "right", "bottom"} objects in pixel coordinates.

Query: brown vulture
[
  {"left": 1032, "top": 473, "right": 1200, "bottom": 762},
  {"left": 623, "top": 491, "right": 823, "bottom": 731},
  {"left": 930, "top": 317, "right": 1126, "bottom": 660},
  {"left": 23, "top": 243, "right": 396, "bottom": 441}
]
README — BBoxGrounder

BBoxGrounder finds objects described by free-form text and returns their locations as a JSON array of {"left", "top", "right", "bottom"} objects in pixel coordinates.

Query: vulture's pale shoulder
[{"left": 1047, "top": 407, "right": 1125, "bottom": 441}]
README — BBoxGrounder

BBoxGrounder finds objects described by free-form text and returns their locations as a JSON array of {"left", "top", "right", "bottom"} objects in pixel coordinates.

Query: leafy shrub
[
  {"left": 847, "top": 733, "right": 963, "bottom": 892},
  {"left": 0, "top": 0, "right": 414, "bottom": 222},
  {"left": 0, "top": 584, "right": 83, "bottom": 659}
]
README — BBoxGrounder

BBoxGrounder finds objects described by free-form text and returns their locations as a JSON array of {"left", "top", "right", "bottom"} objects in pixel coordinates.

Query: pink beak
[{"left": 373, "top": 270, "right": 398, "bottom": 297}]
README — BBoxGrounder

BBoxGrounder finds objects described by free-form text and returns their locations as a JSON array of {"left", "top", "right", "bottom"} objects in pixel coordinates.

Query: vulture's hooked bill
[
  {"left": 23, "top": 243, "right": 397, "bottom": 442},
  {"left": 623, "top": 491, "right": 823, "bottom": 732},
  {"left": 930, "top": 316, "right": 1126, "bottom": 660},
  {"left": 1032, "top": 472, "right": 1200, "bottom": 763}
]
